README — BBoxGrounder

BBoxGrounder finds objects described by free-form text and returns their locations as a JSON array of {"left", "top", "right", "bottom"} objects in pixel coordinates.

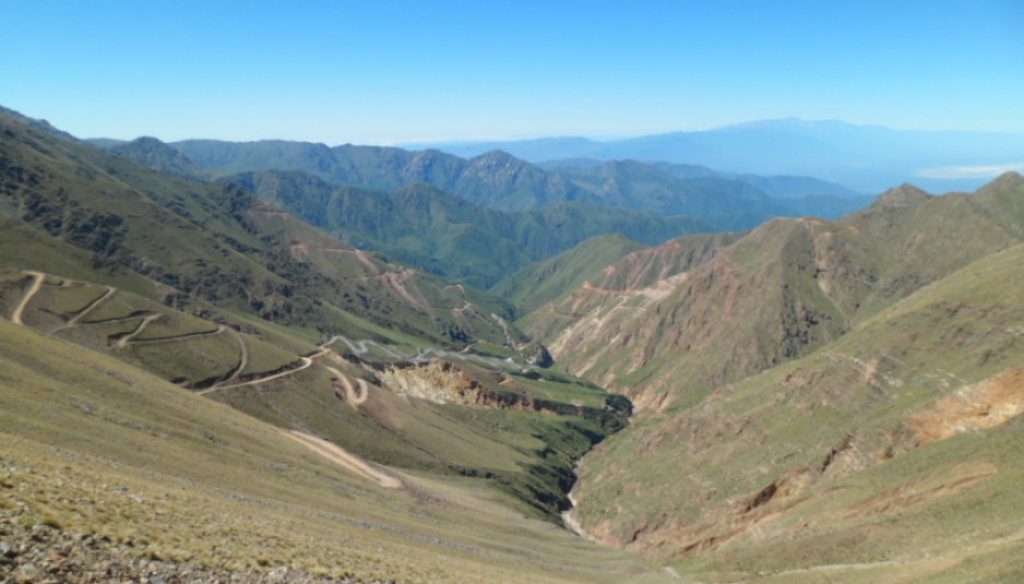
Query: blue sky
[{"left": 3, "top": 0, "right": 1022, "bottom": 143}]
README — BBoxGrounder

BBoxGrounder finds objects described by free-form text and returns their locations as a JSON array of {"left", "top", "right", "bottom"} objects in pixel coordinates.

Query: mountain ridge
[{"left": 409, "top": 118, "right": 1024, "bottom": 192}]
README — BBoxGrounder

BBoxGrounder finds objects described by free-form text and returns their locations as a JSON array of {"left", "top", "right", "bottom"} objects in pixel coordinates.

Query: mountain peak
[
  {"left": 874, "top": 182, "right": 932, "bottom": 208},
  {"left": 471, "top": 149, "right": 524, "bottom": 167},
  {"left": 979, "top": 171, "right": 1024, "bottom": 194},
  {"left": 109, "top": 135, "right": 205, "bottom": 179}
]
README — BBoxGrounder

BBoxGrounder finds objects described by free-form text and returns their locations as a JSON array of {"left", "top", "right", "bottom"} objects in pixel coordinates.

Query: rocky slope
[
  {"left": 568, "top": 243, "right": 1024, "bottom": 580},
  {"left": 526, "top": 176, "right": 1024, "bottom": 411}
]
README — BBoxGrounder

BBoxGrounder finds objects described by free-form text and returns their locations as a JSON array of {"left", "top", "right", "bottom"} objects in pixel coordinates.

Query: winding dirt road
[
  {"left": 276, "top": 428, "right": 402, "bottom": 489},
  {"left": 211, "top": 328, "right": 249, "bottom": 388},
  {"left": 10, "top": 271, "right": 45, "bottom": 325},
  {"left": 324, "top": 365, "right": 368, "bottom": 409},
  {"left": 128, "top": 325, "right": 226, "bottom": 345},
  {"left": 322, "top": 335, "right": 405, "bottom": 359},
  {"left": 113, "top": 312, "right": 162, "bottom": 348},
  {"left": 198, "top": 347, "right": 332, "bottom": 394},
  {"left": 64, "top": 286, "right": 116, "bottom": 328}
]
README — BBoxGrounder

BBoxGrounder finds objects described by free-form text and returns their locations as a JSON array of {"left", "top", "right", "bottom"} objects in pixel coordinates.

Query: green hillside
[
  {"left": 0, "top": 108, "right": 520, "bottom": 348},
  {"left": 492, "top": 233, "right": 645, "bottom": 312},
  {"left": 6, "top": 101, "right": 1024, "bottom": 583},
  {"left": 0, "top": 318, "right": 661, "bottom": 583},
  {"left": 225, "top": 169, "right": 709, "bottom": 287},
  {"left": 169, "top": 139, "right": 589, "bottom": 211},
  {"left": 108, "top": 136, "right": 208, "bottom": 179}
]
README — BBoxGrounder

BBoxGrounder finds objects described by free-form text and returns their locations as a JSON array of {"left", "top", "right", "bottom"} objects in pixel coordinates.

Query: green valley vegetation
[{"left": 221, "top": 170, "right": 709, "bottom": 288}]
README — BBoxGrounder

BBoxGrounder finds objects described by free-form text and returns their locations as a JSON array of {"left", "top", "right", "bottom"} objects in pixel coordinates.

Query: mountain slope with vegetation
[
  {"left": 224, "top": 169, "right": 709, "bottom": 287},
  {"left": 0, "top": 108, "right": 520, "bottom": 348},
  {"left": 161, "top": 137, "right": 870, "bottom": 225},
  {"left": 492, "top": 233, "right": 645, "bottom": 313},
  {"left": 170, "top": 139, "right": 589, "bottom": 211},
  {"left": 0, "top": 316, "right": 658, "bottom": 583},
  {"left": 7, "top": 102, "right": 1024, "bottom": 583}
]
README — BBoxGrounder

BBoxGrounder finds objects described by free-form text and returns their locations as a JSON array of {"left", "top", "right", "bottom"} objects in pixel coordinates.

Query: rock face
[{"left": 378, "top": 360, "right": 484, "bottom": 405}]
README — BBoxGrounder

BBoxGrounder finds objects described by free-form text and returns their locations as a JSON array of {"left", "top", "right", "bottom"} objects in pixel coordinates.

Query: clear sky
[{"left": 3, "top": 0, "right": 1022, "bottom": 144}]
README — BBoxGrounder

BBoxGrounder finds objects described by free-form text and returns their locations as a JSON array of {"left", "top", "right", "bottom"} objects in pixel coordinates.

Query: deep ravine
[{"left": 559, "top": 390, "right": 634, "bottom": 543}]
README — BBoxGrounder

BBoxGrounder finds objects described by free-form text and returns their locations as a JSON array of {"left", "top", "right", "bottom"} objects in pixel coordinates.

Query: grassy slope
[
  {"left": 0, "top": 319, "right": 662, "bottom": 583},
  {"left": 0, "top": 221, "right": 627, "bottom": 528},
  {"left": 492, "top": 233, "right": 645, "bottom": 313},
  {"left": 570, "top": 243, "right": 1024, "bottom": 582},
  {"left": 212, "top": 356, "right": 629, "bottom": 519},
  {"left": 0, "top": 109, "right": 635, "bottom": 532}
]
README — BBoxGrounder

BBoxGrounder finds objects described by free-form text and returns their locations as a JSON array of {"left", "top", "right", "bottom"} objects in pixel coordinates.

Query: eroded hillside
[
  {"left": 527, "top": 176, "right": 1024, "bottom": 411},
  {"left": 568, "top": 243, "right": 1024, "bottom": 580}
]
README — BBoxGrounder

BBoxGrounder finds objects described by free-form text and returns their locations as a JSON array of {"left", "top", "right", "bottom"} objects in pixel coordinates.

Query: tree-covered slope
[
  {"left": 166, "top": 137, "right": 870, "bottom": 224},
  {"left": 170, "top": 139, "right": 590, "bottom": 211},
  {"left": 549, "top": 160, "right": 796, "bottom": 230},
  {"left": 224, "top": 169, "right": 710, "bottom": 288},
  {"left": 491, "top": 233, "right": 646, "bottom": 313}
]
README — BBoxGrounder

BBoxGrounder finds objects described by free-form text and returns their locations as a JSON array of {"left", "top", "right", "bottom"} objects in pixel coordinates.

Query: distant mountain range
[
  {"left": 93, "top": 135, "right": 875, "bottom": 286},
  {"left": 408, "top": 118, "right": 1024, "bottom": 193},
  {"left": 220, "top": 171, "right": 709, "bottom": 288}
]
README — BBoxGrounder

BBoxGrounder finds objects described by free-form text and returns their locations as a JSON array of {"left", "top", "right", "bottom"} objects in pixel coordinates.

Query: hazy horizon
[
  {"left": 4, "top": 1, "right": 1023, "bottom": 144},
  {"left": 44, "top": 116, "right": 1024, "bottom": 149}
]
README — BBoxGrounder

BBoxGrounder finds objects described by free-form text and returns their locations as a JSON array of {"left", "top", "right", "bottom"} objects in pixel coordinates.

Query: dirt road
[
  {"left": 324, "top": 365, "right": 368, "bottom": 408},
  {"left": 64, "top": 286, "right": 116, "bottom": 328},
  {"left": 10, "top": 271, "right": 45, "bottom": 325},
  {"left": 276, "top": 429, "right": 402, "bottom": 489},
  {"left": 199, "top": 348, "right": 330, "bottom": 394},
  {"left": 113, "top": 313, "right": 162, "bottom": 348},
  {"left": 211, "top": 328, "right": 249, "bottom": 387},
  {"left": 128, "top": 325, "right": 226, "bottom": 345}
]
